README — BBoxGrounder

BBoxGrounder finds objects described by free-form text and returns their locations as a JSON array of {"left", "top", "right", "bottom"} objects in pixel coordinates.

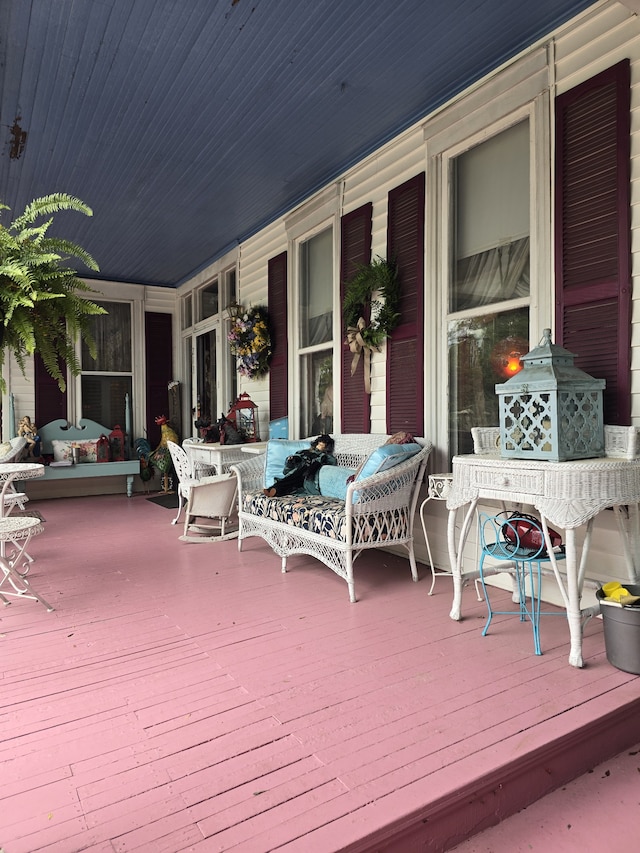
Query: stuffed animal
[{"left": 17, "top": 416, "right": 41, "bottom": 458}]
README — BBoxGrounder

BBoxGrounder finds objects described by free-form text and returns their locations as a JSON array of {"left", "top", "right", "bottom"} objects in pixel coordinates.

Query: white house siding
[
  {"left": 234, "top": 222, "right": 286, "bottom": 439},
  {"left": 142, "top": 285, "right": 176, "bottom": 315},
  {"left": 543, "top": 2, "right": 640, "bottom": 595},
  {"left": 441, "top": 2, "right": 640, "bottom": 601},
  {"left": 2, "top": 357, "right": 35, "bottom": 439},
  {"left": 555, "top": 4, "right": 640, "bottom": 421},
  {"left": 342, "top": 127, "right": 427, "bottom": 433},
  {"left": 206, "top": 1, "right": 640, "bottom": 591}
]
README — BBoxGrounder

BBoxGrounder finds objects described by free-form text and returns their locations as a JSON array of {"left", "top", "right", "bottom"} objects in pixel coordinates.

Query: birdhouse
[
  {"left": 495, "top": 328, "right": 605, "bottom": 462},
  {"left": 227, "top": 392, "right": 260, "bottom": 442},
  {"left": 109, "top": 424, "right": 125, "bottom": 461}
]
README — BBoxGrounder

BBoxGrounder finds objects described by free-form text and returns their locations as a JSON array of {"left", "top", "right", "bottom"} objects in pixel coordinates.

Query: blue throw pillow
[
  {"left": 355, "top": 442, "right": 422, "bottom": 481},
  {"left": 318, "top": 466, "right": 356, "bottom": 500},
  {"left": 264, "top": 439, "right": 309, "bottom": 488}
]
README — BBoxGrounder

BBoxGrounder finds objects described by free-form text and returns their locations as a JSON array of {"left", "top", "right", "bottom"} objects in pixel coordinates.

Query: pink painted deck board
[{"left": 1, "top": 493, "right": 638, "bottom": 852}]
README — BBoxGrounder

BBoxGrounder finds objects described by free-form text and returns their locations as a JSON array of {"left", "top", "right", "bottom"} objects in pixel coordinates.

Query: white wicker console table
[
  {"left": 446, "top": 453, "right": 640, "bottom": 668},
  {"left": 183, "top": 440, "right": 268, "bottom": 477}
]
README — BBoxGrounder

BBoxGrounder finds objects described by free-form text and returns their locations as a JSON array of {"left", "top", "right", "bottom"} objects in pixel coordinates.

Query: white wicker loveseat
[{"left": 230, "top": 433, "right": 433, "bottom": 602}]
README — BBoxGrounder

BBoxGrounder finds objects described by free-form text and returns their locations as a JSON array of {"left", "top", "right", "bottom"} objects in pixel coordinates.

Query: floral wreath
[
  {"left": 227, "top": 305, "right": 272, "bottom": 379},
  {"left": 343, "top": 256, "right": 401, "bottom": 392}
]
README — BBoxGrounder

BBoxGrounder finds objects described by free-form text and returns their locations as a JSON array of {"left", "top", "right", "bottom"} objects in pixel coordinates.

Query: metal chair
[
  {"left": 477, "top": 511, "right": 565, "bottom": 655},
  {"left": 0, "top": 516, "right": 53, "bottom": 611}
]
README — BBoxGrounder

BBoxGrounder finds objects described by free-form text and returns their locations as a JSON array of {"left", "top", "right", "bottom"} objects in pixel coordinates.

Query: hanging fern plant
[
  {"left": 0, "top": 193, "right": 105, "bottom": 392},
  {"left": 342, "top": 255, "right": 401, "bottom": 350}
]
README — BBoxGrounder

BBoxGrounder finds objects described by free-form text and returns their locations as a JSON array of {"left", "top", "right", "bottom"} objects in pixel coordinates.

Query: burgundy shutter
[
  {"left": 34, "top": 354, "right": 67, "bottom": 427},
  {"left": 555, "top": 59, "right": 631, "bottom": 425},
  {"left": 386, "top": 173, "right": 425, "bottom": 435},
  {"left": 145, "top": 312, "right": 173, "bottom": 447},
  {"left": 340, "top": 203, "right": 373, "bottom": 433},
  {"left": 268, "top": 251, "right": 288, "bottom": 421}
]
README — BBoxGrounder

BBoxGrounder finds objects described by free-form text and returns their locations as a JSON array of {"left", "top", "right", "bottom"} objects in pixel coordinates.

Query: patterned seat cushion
[{"left": 243, "top": 492, "right": 347, "bottom": 540}]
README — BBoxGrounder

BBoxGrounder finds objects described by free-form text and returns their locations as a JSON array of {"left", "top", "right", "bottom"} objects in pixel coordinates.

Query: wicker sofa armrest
[
  {"left": 230, "top": 453, "right": 266, "bottom": 496},
  {"left": 345, "top": 443, "right": 431, "bottom": 515}
]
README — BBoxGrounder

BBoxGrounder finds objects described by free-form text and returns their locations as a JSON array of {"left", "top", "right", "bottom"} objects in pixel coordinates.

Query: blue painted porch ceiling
[{"left": 0, "top": 0, "right": 596, "bottom": 287}]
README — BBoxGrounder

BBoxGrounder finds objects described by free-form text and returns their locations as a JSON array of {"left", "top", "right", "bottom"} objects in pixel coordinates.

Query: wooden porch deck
[{"left": 1, "top": 493, "right": 638, "bottom": 852}]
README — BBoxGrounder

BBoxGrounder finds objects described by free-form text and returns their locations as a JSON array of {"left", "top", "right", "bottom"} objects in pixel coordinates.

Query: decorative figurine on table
[
  {"left": 17, "top": 415, "right": 41, "bottom": 459},
  {"left": 263, "top": 434, "right": 336, "bottom": 497},
  {"left": 194, "top": 414, "right": 219, "bottom": 443}
]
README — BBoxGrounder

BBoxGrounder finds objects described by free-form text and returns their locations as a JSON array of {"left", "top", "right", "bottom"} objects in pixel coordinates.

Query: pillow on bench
[
  {"left": 318, "top": 465, "right": 356, "bottom": 500},
  {"left": 318, "top": 444, "right": 422, "bottom": 501},
  {"left": 355, "top": 442, "right": 422, "bottom": 481},
  {"left": 263, "top": 439, "right": 310, "bottom": 488},
  {"left": 52, "top": 439, "right": 99, "bottom": 463}
]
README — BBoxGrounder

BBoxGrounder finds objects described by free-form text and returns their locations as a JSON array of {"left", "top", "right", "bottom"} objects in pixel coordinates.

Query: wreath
[
  {"left": 227, "top": 305, "right": 272, "bottom": 379},
  {"left": 343, "top": 256, "right": 401, "bottom": 392}
]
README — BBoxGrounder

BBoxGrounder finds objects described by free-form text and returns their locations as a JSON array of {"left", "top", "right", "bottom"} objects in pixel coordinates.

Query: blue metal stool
[{"left": 477, "top": 512, "right": 565, "bottom": 655}]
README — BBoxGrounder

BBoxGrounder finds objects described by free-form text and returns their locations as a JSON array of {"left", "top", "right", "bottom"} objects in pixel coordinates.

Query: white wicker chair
[
  {"left": 231, "top": 433, "right": 433, "bottom": 602},
  {"left": 167, "top": 441, "right": 200, "bottom": 525},
  {"left": 180, "top": 473, "right": 238, "bottom": 542}
]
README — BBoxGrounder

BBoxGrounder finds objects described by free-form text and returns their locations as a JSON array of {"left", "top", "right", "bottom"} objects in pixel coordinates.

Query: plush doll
[
  {"left": 263, "top": 434, "right": 336, "bottom": 497},
  {"left": 18, "top": 416, "right": 41, "bottom": 458}
]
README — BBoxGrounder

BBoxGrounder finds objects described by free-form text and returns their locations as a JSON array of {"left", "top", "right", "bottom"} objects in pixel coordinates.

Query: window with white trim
[
  {"left": 446, "top": 119, "right": 531, "bottom": 456},
  {"left": 297, "top": 226, "right": 334, "bottom": 436},
  {"left": 179, "top": 267, "right": 237, "bottom": 437},
  {"left": 80, "top": 300, "right": 133, "bottom": 428}
]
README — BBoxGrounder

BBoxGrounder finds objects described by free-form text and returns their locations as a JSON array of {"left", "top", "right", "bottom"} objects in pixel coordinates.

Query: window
[
  {"left": 182, "top": 293, "right": 192, "bottom": 329},
  {"left": 200, "top": 280, "right": 219, "bottom": 320},
  {"left": 81, "top": 300, "right": 133, "bottom": 428},
  {"left": 447, "top": 120, "right": 530, "bottom": 456},
  {"left": 298, "top": 227, "right": 334, "bottom": 436},
  {"left": 184, "top": 337, "right": 193, "bottom": 431},
  {"left": 224, "top": 268, "right": 238, "bottom": 407},
  {"left": 179, "top": 264, "right": 238, "bottom": 437},
  {"left": 448, "top": 308, "right": 529, "bottom": 454},
  {"left": 196, "top": 329, "right": 217, "bottom": 428}
]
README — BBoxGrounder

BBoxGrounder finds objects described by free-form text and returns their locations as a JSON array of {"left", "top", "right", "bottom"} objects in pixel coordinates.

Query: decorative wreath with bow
[
  {"left": 343, "top": 256, "right": 401, "bottom": 392},
  {"left": 227, "top": 305, "right": 272, "bottom": 379}
]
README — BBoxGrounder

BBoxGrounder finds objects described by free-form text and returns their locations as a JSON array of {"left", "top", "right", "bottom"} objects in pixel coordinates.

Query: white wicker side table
[
  {"left": 447, "top": 453, "right": 640, "bottom": 668},
  {"left": 419, "top": 474, "right": 454, "bottom": 595}
]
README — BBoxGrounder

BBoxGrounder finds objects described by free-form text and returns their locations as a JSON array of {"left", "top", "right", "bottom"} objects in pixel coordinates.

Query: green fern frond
[
  {"left": 11, "top": 194, "right": 93, "bottom": 231},
  {"left": 0, "top": 193, "right": 101, "bottom": 392},
  {"left": 40, "top": 237, "right": 99, "bottom": 271}
]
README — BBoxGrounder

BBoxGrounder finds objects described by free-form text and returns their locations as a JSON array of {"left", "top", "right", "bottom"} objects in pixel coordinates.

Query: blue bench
[{"left": 37, "top": 419, "right": 140, "bottom": 496}]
